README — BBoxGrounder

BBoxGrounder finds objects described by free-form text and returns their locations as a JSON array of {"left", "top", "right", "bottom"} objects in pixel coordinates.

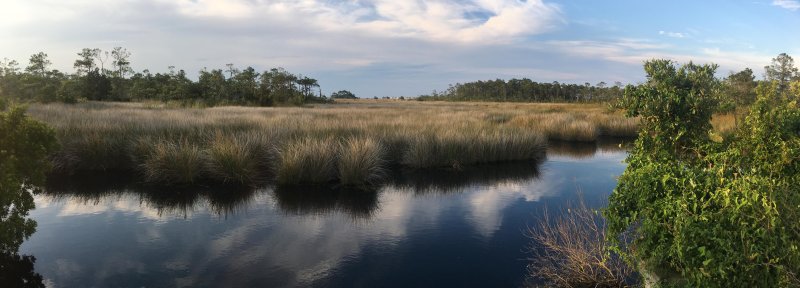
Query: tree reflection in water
[{"left": 1, "top": 106, "right": 57, "bottom": 287}]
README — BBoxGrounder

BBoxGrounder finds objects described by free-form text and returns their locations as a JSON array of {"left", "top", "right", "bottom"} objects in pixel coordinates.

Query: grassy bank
[{"left": 27, "top": 100, "right": 634, "bottom": 186}]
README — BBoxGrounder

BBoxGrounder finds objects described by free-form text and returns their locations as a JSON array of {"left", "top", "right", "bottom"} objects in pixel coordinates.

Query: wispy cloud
[
  {"left": 547, "top": 38, "right": 773, "bottom": 74},
  {"left": 157, "top": 0, "right": 564, "bottom": 44},
  {"left": 772, "top": 0, "right": 800, "bottom": 10},
  {"left": 659, "top": 30, "right": 686, "bottom": 38}
]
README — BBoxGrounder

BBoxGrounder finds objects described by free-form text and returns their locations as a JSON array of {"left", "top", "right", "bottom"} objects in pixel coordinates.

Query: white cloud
[
  {"left": 659, "top": 30, "right": 686, "bottom": 38},
  {"left": 546, "top": 39, "right": 773, "bottom": 75},
  {"left": 773, "top": 0, "right": 800, "bottom": 10},
  {"left": 153, "top": 0, "right": 563, "bottom": 44}
]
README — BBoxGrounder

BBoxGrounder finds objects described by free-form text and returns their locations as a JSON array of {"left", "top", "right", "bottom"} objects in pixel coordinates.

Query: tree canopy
[
  {"left": 0, "top": 48, "right": 331, "bottom": 106},
  {"left": 606, "top": 59, "right": 800, "bottom": 287}
]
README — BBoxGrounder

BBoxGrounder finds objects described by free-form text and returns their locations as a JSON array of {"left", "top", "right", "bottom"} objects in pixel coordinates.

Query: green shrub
[{"left": 606, "top": 60, "right": 800, "bottom": 287}]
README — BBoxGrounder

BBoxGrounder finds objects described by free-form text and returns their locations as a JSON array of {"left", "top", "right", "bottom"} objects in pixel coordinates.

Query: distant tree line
[
  {"left": 0, "top": 48, "right": 331, "bottom": 106},
  {"left": 418, "top": 53, "right": 799, "bottom": 108},
  {"left": 417, "top": 79, "right": 626, "bottom": 102}
]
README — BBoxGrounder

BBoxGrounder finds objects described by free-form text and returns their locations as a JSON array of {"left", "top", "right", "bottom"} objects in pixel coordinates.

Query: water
[{"left": 18, "top": 142, "right": 628, "bottom": 287}]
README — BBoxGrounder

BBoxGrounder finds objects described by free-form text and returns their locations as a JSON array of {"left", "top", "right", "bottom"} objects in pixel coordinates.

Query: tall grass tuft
[
  {"left": 50, "top": 131, "right": 130, "bottom": 172},
  {"left": 206, "top": 132, "right": 265, "bottom": 185},
  {"left": 402, "top": 129, "right": 545, "bottom": 168},
  {"left": 275, "top": 137, "right": 338, "bottom": 185},
  {"left": 338, "top": 137, "right": 387, "bottom": 186},
  {"left": 140, "top": 138, "right": 206, "bottom": 185}
]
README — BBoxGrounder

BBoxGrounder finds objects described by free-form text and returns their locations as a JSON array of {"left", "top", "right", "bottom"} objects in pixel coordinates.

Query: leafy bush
[{"left": 606, "top": 60, "right": 800, "bottom": 287}]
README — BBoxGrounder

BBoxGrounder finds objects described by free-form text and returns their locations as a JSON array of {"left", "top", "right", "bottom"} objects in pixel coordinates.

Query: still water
[{"left": 20, "top": 142, "right": 628, "bottom": 287}]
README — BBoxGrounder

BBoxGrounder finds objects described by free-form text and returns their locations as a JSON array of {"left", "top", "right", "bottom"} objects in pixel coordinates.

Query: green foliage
[
  {"left": 723, "top": 68, "right": 757, "bottom": 107},
  {"left": 419, "top": 78, "right": 625, "bottom": 103},
  {"left": 0, "top": 104, "right": 58, "bottom": 253},
  {"left": 606, "top": 60, "right": 800, "bottom": 287},
  {"left": 3, "top": 48, "right": 332, "bottom": 107},
  {"left": 331, "top": 90, "right": 357, "bottom": 99},
  {"left": 620, "top": 60, "right": 718, "bottom": 161},
  {"left": 765, "top": 53, "right": 799, "bottom": 94}
]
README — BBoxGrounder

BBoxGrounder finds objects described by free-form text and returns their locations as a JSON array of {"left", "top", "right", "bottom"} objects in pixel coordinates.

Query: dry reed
[
  {"left": 27, "top": 100, "right": 631, "bottom": 186},
  {"left": 525, "top": 199, "right": 635, "bottom": 287}
]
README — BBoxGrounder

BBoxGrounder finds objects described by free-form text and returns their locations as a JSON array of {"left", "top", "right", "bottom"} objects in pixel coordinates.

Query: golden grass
[
  {"left": 206, "top": 132, "right": 267, "bottom": 184},
  {"left": 141, "top": 138, "right": 206, "bottom": 185},
  {"left": 711, "top": 113, "right": 737, "bottom": 135},
  {"left": 27, "top": 100, "right": 635, "bottom": 186},
  {"left": 338, "top": 137, "right": 386, "bottom": 186},
  {"left": 275, "top": 137, "right": 338, "bottom": 185}
]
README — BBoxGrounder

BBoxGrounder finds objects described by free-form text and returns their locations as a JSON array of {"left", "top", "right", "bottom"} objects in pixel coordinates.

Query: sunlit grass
[
  {"left": 338, "top": 137, "right": 386, "bottom": 186},
  {"left": 141, "top": 138, "right": 206, "bottom": 185},
  {"left": 26, "top": 100, "right": 635, "bottom": 186},
  {"left": 206, "top": 132, "right": 267, "bottom": 185},
  {"left": 275, "top": 137, "right": 338, "bottom": 185}
]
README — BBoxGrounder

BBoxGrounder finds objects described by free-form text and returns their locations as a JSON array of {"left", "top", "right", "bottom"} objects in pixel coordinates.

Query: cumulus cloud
[
  {"left": 772, "top": 0, "right": 800, "bottom": 11},
  {"left": 157, "top": 0, "right": 564, "bottom": 44}
]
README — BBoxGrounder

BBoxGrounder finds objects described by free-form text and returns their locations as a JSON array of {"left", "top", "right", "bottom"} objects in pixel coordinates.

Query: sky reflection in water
[{"left": 21, "top": 142, "right": 628, "bottom": 288}]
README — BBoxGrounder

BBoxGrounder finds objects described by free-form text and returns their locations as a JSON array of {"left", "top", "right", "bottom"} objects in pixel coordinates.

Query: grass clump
[
  {"left": 402, "top": 129, "right": 545, "bottom": 169},
  {"left": 140, "top": 138, "right": 206, "bottom": 185},
  {"left": 275, "top": 138, "right": 337, "bottom": 185},
  {"left": 337, "top": 137, "right": 387, "bottom": 186},
  {"left": 206, "top": 132, "right": 266, "bottom": 185}
]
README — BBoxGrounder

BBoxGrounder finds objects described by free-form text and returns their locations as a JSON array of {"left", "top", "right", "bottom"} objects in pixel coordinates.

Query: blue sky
[{"left": 1, "top": 0, "right": 798, "bottom": 97}]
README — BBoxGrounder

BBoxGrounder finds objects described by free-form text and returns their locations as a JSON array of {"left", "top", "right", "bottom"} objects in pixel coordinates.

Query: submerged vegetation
[{"left": 25, "top": 101, "right": 642, "bottom": 186}]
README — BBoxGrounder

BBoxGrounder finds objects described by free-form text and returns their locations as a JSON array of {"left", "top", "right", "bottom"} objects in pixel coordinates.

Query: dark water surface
[{"left": 20, "top": 142, "right": 628, "bottom": 287}]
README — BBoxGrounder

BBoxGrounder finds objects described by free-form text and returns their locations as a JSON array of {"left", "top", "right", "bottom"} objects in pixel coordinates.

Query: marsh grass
[
  {"left": 26, "top": 100, "right": 632, "bottom": 186},
  {"left": 276, "top": 137, "right": 338, "bottom": 185},
  {"left": 141, "top": 138, "right": 206, "bottom": 185},
  {"left": 338, "top": 137, "right": 387, "bottom": 186},
  {"left": 206, "top": 132, "right": 267, "bottom": 184},
  {"left": 711, "top": 113, "right": 737, "bottom": 136}
]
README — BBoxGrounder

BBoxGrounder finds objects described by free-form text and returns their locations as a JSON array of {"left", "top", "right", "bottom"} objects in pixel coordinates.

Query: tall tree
[
  {"left": 724, "top": 68, "right": 757, "bottom": 106},
  {"left": 74, "top": 48, "right": 99, "bottom": 76},
  {"left": 24, "top": 52, "right": 50, "bottom": 77},
  {"left": 764, "top": 53, "right": 798, "bottom": 93},
  {"left": 110, "top": 47, "right": 132, "bottom": 78},
  {"left": 94, "top": 49, "right": 109, "bottom": 75}
]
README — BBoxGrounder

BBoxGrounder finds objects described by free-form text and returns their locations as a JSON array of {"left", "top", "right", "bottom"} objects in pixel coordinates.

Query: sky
[{"left": 1, "top": 0, "right": 798, "bottom": 97}]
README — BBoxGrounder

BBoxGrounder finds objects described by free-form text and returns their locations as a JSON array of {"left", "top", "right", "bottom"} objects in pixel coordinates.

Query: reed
[
  {"left": 338, "top": 137, "right": 387, "bottom": 186},
  {"left": 275, "top": 137, "right": 338, "bottom": 185},
  {"left": 27, "top": 100, "right": 631, "bottom": 186},
  {"left": 711, "top": 113, "right": 737, "bottom": 136},
  {"left": 206, "top": 132, "right": 266, "bottom": 185},
  {"left": 140, "top": 138, "right": 206, "bottom": 185},
  {"left": 525, "top": 199, "right": 635, "bottom": 287}
]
